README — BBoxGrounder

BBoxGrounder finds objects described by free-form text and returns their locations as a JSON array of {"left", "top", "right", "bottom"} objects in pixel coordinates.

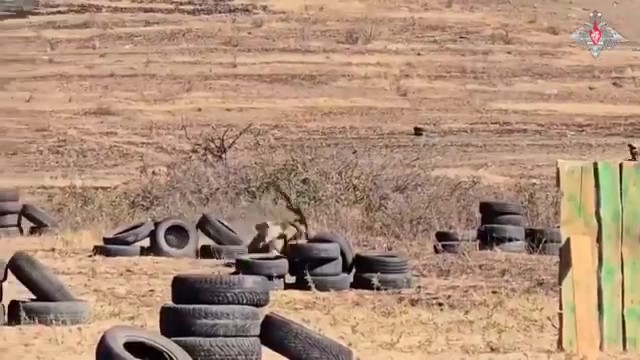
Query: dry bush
[{"left": 47, "top": 130, "right": 559, "bottom": 259}]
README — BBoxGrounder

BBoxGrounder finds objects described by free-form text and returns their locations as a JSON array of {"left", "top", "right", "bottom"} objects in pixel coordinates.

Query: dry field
[{"left": 1, "top": 0, "right": 640, "bottom": 358}]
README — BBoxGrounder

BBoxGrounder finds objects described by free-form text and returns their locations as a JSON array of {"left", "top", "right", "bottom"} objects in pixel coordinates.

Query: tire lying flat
[
  {"left": 7, "top": 299, "right": 90, "bottom": 326},
  {"left": 160, "top": 304, "right": 262, "bottom": 338},
  {"left": 171, "top": 337, "right": 261, "bottom": 360}
]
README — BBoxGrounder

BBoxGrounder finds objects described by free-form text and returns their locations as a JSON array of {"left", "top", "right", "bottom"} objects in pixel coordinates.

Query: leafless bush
[{"left": 47, "top": 128, "right": 559, "bottom": 258}]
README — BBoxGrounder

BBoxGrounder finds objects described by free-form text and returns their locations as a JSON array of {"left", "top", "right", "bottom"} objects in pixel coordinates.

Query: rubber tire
[
  {"left": 196, "top": 214, "right": 244, "bottom": 246},
  {"left": 479, "top": 201, "right": 524, "bottom": 215},
  {"left": 293, "top": 273, "right": 351, "bottom": 292},
  {"left": 496, "top": 240, "right": 527, "bottom": 253},
  {"left": 235, "top": 255, "right": 288, "bottom": 277},
  {"left": 525, "top": 227, "right": 561, "bottom": 246},
  {"left": 103, "top": 221, "right": 154, "bottom": 246},
  {"left": 434, "top": 231, "right": 459, "bottom": 243},
  {"left": 481, "top": 214, "right": 526, "bottom": 227},
  {"left": 171, "top": 274, "right": 270, "bottom": 307},
  {"left": 0, "top": 201, "right": 22, "bottom": 215},
  {"left": 28, "top": 226, "right": 51, "bottom": 236},
  {"left": 478, "top": 225, "right": 525, "bottom": 245},
  {"left": 288, "top": 242, "right": 340, "bottom": 261},
  {"left": 171, "top": 337, "right": 261, "bottom": 360},
  {"left": 353, "top": 252, "right": 410, "bottom": 274},
  {"left": 160, "top": 304, "right": 261, "bottom": 338},
  {"left": 199, "top": 244, "right": 248, "bottom": 261},
  {"left": 150, "top": 217, "right": 198, "bottom": 258},
  {"left": 8, "top": 251, "right": 76, "bottom": 301},
  {"left": 7, "top": 299, "right": 90, "bottom": 326},
  {"left": 0, "top": 214, "right": 20, "bottom": 228},
  {"left": 307, "top": 231, "right": 355, "bottom": 273},
  {"left": 93, "top": 245, "right": 143, "bottom": 257},
  {"left": 289, "top": 257, "right": 342, "bottom": 277},
  {"left": 351, "top": 272, "right": 413, "bottom": 290},
  {"left": 433, "top": 241, "right": 462, "bottom": 254},
  {"left": 19, "top": 204, "right": 57, "bottom": 228},
  {"left": 96, "top": 325, "right": 193, "bottom": 360},
  {"left": 260, "top": 312, "right": 355, "bottom": 360},
  {"left": 0, "top": 258, "right": 8, "bottom": 282}
]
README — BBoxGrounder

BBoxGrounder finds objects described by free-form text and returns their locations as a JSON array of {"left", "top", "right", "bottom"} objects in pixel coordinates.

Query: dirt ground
[{"left": 1, "top": 0, "right": 640, "bottom": 358}]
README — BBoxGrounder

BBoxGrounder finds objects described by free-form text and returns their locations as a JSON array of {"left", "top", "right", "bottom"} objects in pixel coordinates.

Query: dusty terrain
[{"left": 1, "top": 0, "right": 639, "bottom": 358}]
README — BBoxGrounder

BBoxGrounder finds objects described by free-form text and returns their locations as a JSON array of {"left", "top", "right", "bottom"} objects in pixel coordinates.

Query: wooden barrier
[{"left": 557, "top": 160, "right": 640, "bottom": 357}]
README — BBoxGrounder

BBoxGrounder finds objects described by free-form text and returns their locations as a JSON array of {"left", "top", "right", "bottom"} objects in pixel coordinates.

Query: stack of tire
[
  {"left": 525, "top": 227, "right": 562, "bottom": 256},
  {"left": 196, "top": 214, "right": 248, "bottom": 264},
  {"left": 94, "top": 217, "right": 198, "bottom": 258},
  {"left": 351, "top": 252, "right": 412, "bottom": 290},
  {"left": 160, "top": 273, "right": 268, "bottom": 359},
  {"left": 234, "top": 255, "right": 288, "bottom": 290},
  {"left": 5, "top": 251, "right": 90, "bottom": 326},
  {"left": 289, "top": 232, "right": 355, "bottom": 292},
  {"left": 477, "top": 201, "right": 527, "bottom": 253}
]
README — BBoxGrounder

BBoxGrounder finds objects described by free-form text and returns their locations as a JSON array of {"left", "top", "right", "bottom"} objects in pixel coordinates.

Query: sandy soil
[{"left": 1, "top": 0, "right": 639, "bottom": 358}]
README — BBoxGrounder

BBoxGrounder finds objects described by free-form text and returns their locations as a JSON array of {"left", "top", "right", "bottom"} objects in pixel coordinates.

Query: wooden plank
[
  {"left": 570, "top": 234, "right": 601, "bottom": 358},
  {"left": 557, "top": 160, "right": 599, "bottom": 352},
  {"left": 620, "top": 161, "right": 640, "bottom": 351},
  {"left": 595, "top": 161, "right": 623, "bottom": 350}
]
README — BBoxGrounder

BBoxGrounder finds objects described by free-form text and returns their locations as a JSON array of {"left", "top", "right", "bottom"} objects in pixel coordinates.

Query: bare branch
[{"left": 273, "top": 183, "right": 309, "bottom": 239}]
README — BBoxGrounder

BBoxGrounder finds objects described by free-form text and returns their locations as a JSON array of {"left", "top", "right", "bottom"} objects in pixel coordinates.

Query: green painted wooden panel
[
  {"left": 557, "top": 160, "right": 599, "bottom": 351},
  {"left": 595, "top": 161, "right": 623, "bottom": 350},
  {"left": 621, "top": 161, "right": 640, "bottom": 351}
]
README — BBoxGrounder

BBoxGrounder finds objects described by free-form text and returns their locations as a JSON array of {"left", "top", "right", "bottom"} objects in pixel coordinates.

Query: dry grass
[{"left": 1, "top": 0, "right": 639, "bottom": 357}]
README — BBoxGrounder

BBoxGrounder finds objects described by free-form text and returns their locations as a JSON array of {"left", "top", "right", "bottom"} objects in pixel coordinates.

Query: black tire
[
  {"left": 0, "top": 189, "right": 19, "bottom": 202},
  {"left": 171, "top": 274, "right": 270, "bottom": 307},
  {"left": 196, "top": 214, "right": 244, "bottom": 246},
  {"left": 481, "top": 214, "right": 526, "bottom": 227},
  {"left": 235, "top": 255, "right": 288, "bottom": 277},
  {"left": 96, "top": 325, "right": 193, "bottom": 360},
  {"left": 353, "top": 252, "right": 409, "bottom": 274},
  {"left": 92, "top": 245, "right": 143, "bottom": 257},
  {"left": 8, "top": 251, "right": 76, "bottom": 301},
  {"left": 150, "top": 217, "right": 198, "bottom": 258},
  {"left": 351, "top": 272, "right": 412, "bottom": 290},
  {"left": 103, "top": 221, "right": 154, "bottom": 246},
  {"left": 525, "top": 227, "right": 561, "bottom": 246},
  {"left": 171, "top": 337, "right": 261, "bottom": 360},
  {"left": 496, "top": 240, "right": 527, "bottom": 253},
  {"left": 0, "top": 258, "right": 8, "bottom": 282},
  {"left": 479, "top": 201, "right": 524, "bottom": 215},
  {"left": 307, "top": 232, "right": 355, "bottom": 273},
  {"left": 260, "top": 312, "right": 355, "bottom": 360},
  {"left": 7, "top": 299, "right": 90, "bottom": 326},
  {"left": 433, "top": 241, "right": 462, "bottom": 254},
  {"left": 0, "top": 304, "right": 5, "bottom": 325},
  {"left": 160, "top": 304, "right": 261, "bottom": 338},
  {"left": 0, "top": 214, "right": 20, "bottom": 228},
  {"left": 478, "top": 225, "right": 525, "bottom": 246},
  {"left": 288, "top": 242, "right": 340, "bottom": 261},
  {"left": 289, "top": 257, "right": 342, "bottom": 277},
  {"left": 434, "top": 231, "right": 459, "bottom": 243},
  {"left": 0, "top": 201, "right": 22, "bottom": 215},
  {"left": 200, "top": 244, "right": 248, "bottom": 261},
  {"left": 293, "top": 273, "right": 351, "bottom": 292},
  {"left": 20, "top": 204, "right": 57, "bottom": 228}
]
